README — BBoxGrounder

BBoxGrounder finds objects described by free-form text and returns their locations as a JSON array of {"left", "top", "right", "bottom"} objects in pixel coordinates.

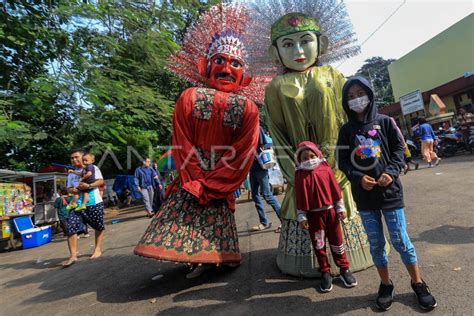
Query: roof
[{"left": 0, "top": 169, "right": 38, "bottom": 180}]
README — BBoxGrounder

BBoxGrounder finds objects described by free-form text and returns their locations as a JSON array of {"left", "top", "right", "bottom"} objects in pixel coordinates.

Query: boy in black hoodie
[{"left": 337, "top": 77, "right": 437, "bottom": 311}]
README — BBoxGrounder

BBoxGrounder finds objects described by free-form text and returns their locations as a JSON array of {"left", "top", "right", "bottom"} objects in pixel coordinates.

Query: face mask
[
  {"left": 348, "top": 95, "right": 370, "bottom": 113},
  {"left": 300, "top": 158, "right": 321, "bottom": 170}
]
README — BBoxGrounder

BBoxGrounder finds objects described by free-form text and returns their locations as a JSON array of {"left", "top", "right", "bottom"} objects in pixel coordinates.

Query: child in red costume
[{"left": 295, "top": 141, "right": 357, "bottom": 292}]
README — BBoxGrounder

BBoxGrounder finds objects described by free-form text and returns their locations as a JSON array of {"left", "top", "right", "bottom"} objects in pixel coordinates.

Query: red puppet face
[{"left": 206, "top": 54, "right": 246, "bottom": 93}]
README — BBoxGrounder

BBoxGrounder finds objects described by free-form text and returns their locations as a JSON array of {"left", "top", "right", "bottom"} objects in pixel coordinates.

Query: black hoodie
[{"left": 336, "top": 77, "right": 405, "bottom": 210}]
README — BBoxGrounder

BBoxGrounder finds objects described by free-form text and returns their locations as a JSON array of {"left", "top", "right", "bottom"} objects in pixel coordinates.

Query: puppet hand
[
  {"left": 361, "top": 175, "right": 377, "bottom": 191},
  {"left": 377, "top": 173, "right": 393, "bottom": 187},
  {"left": 338, "top": 211, "right": 347, "bottom": 221},
  {"left": 300, "top": 220, "right": 309, "bottom": 230}
]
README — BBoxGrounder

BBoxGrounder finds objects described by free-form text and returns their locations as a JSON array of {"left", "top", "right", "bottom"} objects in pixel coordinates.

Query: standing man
[
  {"left": 250, "top": 127, "right": 282, "bottom": 232},
  {"left": 134, "top": 158, "right": 161, "bottom": 217},
  {"left": 64, "top": 148, "right": 105, "bottom": 266}
]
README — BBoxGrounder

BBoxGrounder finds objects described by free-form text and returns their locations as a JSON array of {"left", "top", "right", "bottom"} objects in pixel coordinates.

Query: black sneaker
[
  {"left": 376, "top": 281, "right": 395, "bottom": 311},
  {"left": 411, "top": 280, "right": 437, "bottom": 310},
  {"left": 320, "top": 272, "right": 333, "bottom": 292},
  {"left": 340, "top": 269, "right": 357, "bottom": 287}
]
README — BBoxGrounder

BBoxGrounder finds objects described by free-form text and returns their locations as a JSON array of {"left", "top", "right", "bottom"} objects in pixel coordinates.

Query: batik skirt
[{"left": 134, "top": 184, "right": 241, "bottom": 264}]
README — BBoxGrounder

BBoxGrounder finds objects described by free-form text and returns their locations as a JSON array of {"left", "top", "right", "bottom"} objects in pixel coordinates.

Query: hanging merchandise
[{"left": 0, "top": 183, "right": 34, "bottom": 217}]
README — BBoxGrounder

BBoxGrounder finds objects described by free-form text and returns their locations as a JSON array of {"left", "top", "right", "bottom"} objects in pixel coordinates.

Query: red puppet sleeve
[{"left": 172, "top": 88, "right": 206, "bottom": 198}]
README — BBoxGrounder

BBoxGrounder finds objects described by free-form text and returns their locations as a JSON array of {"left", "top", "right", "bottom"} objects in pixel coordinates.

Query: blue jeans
[
  {"left": 249, "top": 170, "right": 281, "bottom": 226},
  {"left": 359, "top": 208, "right": 417, "bottom": 267}
]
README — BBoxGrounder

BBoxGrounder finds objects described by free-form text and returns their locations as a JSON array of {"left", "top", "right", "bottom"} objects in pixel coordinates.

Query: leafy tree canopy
[
  {"left": 0, "top": 0, "right": 219, "bottom": 176},
  {"left": 355, "top": 56, "right": 396, "bottom": 108}
]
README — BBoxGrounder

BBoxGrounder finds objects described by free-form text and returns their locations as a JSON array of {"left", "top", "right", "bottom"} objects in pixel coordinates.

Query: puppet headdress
[
  {"left": 243, "top": 0, "right": 361, "bottom": 75},
  {"left": 166, "top": 3, "right": 271, "bottom": 103}
]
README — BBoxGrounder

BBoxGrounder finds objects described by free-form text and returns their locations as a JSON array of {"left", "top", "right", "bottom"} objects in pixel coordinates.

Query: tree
[
  {"left": 0, "top": 1, "right": 76, "bottom": 170},
  {"left": 356, "top": 57, "right": 395, "bottom": 107},
  {"left": 0, "top": 0, "right": 220, "bottom": 174}
]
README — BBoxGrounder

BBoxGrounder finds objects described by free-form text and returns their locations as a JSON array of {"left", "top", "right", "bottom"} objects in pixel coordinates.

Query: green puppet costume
[{"left": 263, "top": 13, "right": 377, "bottom": 277}]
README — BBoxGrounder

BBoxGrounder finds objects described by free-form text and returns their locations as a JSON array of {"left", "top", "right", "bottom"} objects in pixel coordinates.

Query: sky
[{"left": 335, "top": 0, "right": 474, "bottom": 76}]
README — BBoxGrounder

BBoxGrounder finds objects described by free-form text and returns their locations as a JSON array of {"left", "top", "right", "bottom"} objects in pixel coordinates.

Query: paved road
[{"left": 1, "top": 155, "right": 473, "bottom": 315}]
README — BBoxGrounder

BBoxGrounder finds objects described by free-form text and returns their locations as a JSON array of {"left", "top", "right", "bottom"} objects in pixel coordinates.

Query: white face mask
[
  {"left": 348, "top": 95, "right": 370, "bottom": 113},
  {"left": 300, "top": 158, "right": 322, "bottom": 170}
]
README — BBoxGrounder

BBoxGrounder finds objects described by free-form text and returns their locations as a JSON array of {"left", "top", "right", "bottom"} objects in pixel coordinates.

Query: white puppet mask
[{"left": 275, "top": 31, "right": 319, "bottom": 72}]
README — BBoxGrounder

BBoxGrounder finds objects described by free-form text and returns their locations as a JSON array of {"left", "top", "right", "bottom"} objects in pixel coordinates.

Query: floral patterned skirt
[
  {"left": 277, "top": 212, "right": 378, "bottom": 278},
  {"left": 134, "top": 185, "right": 241, "bottom": 264}
]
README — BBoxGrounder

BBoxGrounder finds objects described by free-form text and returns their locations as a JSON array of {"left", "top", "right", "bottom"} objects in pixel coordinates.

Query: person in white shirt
[{"left": 63, "top": 148, "right": 105, "bottom": 267}]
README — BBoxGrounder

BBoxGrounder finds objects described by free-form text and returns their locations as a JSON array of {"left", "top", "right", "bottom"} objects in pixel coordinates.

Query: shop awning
[
  {"left": 426, "top": 112, "right": 455, "bottom": 125},
  {"left": 0, "top": 169, "right": 38, "bottom": 180}
]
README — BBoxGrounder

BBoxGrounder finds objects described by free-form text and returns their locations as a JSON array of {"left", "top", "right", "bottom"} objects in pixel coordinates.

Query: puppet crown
[
  {"left": 271, "top": 13, "right": 321, "bottom": 43},
  {"left": 206, "top": 30, "right": 247, "bottom": 62}
]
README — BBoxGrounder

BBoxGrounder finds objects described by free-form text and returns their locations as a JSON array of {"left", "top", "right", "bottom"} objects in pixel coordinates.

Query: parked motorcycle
[
  {"left": 468, "top": 124, "right": 474, "bottom": 152},
  {"left": 406, "top": 138, "right": 421, "bottom": 158},
  {"left": 437, "top": 127, "right": 471, "bottom": 157}
]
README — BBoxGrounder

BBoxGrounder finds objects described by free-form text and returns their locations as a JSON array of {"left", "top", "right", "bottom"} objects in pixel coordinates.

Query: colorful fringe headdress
[
  {"left": 166, "top": 3, "right": 272, "bottom": 103},
  {"left": 242, "top": 0, "right": 361, "bottom": 75}
]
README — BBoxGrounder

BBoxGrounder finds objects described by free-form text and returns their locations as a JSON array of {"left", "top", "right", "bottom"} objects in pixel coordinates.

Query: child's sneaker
[
  {"left": 74, "top": 205, "right": 87, "bottom": 212},
  {"left": 434, "top": 158, "right": 441, "bottom": 166},
  {"left": 376, "top": 281, "right": 395, "bottom": 311},
  {"left": 320, "top": 272, "right": 333, "bottom": 292},
  {"left": 411, "top": 280, "right": 437, "bottom": 310},
  {"left": 340, "top": 269, "right": 357, "bottom": 287},
  {"left": 66, "top": 203, "right": 77, "bottom": 210}
]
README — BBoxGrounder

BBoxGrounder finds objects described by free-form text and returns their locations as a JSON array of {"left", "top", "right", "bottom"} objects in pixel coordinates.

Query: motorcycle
[
  {"left": 437, "top": 127, "right": 470, "bottom": 157},
  {"left": 406, "top": 138, "right": 421, "bottom": 158},
  {"left": 468, "top": 124, "right": 474, "bottom": 152}
]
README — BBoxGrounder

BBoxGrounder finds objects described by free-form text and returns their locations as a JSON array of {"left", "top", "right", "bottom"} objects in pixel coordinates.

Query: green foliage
[
  {"left": 0, "top": 0, "right": 219, "bottom": 176},
  {"left": 356, "top": 56, "right": 396, "bottom": 107}
]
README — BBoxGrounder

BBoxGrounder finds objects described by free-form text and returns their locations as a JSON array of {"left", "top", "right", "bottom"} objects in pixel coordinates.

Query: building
[{"left": 382, "top": 13, "right": 474, "bottom": 133}]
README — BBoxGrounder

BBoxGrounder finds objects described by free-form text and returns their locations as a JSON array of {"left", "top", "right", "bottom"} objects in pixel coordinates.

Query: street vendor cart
[
  {"left": 32, "top": 172, "right": 67, "bottom": 224},
  {"left": 0, "top": 171, "right": 36, "bottom": 249}
]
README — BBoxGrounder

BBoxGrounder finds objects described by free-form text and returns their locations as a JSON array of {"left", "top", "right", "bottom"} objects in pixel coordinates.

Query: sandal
[
  {"left": 251, "top": 223, "right": 272, "bottom": 231},
  {"left": 275, "top": 225, "right": 282, "bottom": 233},
  {"left": 186, "top": 265, "right": 212, "bottom": 279}
]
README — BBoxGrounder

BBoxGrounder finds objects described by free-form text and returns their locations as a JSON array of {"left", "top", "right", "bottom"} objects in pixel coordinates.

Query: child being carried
[{"left": 67, "top": 153, "right": 96, "bottom": 212}]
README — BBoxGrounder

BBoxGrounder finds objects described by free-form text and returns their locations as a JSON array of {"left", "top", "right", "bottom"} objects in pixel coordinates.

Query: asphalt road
[{"left": 1, "top": 154, "right": 473, "bottom": 315}]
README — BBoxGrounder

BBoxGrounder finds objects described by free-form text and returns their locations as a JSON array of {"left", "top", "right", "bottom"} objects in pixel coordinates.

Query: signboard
[{"left": 400, "top": 90, "right": 425, "bottom": 116}]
